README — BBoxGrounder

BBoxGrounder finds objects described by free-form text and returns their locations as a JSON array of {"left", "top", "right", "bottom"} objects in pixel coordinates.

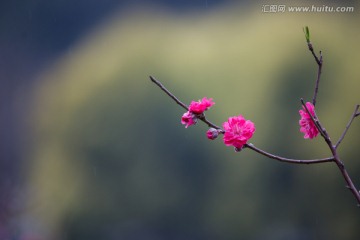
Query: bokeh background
[{"left": 2, "top": 0, "right": 360, "bottom": 239}]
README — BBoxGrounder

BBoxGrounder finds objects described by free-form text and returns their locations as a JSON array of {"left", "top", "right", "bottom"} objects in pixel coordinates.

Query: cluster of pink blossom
[
  {"left": 181, "top": 97, "right": 215, "bottom": 128},
  {"left": 181, "top": 97, "right": 256, "bottom": 150},
  {"left": 181, "top": 97, "right": 318, "bottom": 151}
]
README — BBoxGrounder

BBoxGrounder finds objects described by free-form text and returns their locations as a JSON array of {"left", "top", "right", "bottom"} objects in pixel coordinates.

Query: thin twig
[
  {"left": 307, "top": 45, "right": 321, "bottom": 106},
  {"left": 197, "top": 114, "right": 224, "bottom": 132},
  {"left": 307, "top": 40, "right": 323, "bottom": 106},
  {"left": 245, "top": 143, "right": 334, "bottom": 164},
  {"left": 149, "top": 76, "right": 188, "bottom": 111},
  {"left": 307, "top": 42, "right": 321, "bottom": 65},
  {"left": 312, "top": 52, "right": 323, "bottom": 106},
  {"left": 355, "top": 111, "right": 360, "bottom": 117},
  {"left": 336, "top": 104, "right": 360, "bottom": 149}
]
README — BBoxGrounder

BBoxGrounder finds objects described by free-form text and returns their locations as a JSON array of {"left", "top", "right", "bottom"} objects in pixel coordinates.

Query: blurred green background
[{"left": 2, "top": 1, "right": 360, "bottom": 239}]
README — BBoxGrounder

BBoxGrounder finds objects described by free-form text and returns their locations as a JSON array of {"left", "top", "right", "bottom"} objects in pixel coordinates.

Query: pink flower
[
  {"left": 188, "top": 97, "right": 215, "bottom": 114},
  {"left": 181, "top": 97, "right": 214, "bottom": 128},
  {"left": 181, "top": 111, "right": 197, "bottom": 128},
  {"left": 223, "top": 115, "right": 256, "bottom": 149},
  {"left": 206, "top": 128, "right": 219, "bottom": 140},
  {"left": 299, "top": 102, "right": 319, "bottom": 139}
]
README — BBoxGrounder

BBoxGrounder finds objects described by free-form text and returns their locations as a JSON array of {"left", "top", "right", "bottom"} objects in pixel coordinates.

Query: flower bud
[{"left": 206, "top": 128, "right": 219, "bottom": 140}]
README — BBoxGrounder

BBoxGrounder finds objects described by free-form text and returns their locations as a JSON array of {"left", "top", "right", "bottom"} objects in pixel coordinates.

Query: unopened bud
[{"left": 206, "top": 128, "right": 219, "bottom": 140}]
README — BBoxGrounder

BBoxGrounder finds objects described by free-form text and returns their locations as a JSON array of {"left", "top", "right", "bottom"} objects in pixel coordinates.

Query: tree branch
[
  {"left": 336, "top": 104, "right": 360, "bottom": 149},
  {"left": 150, "top": 76, "right": 334, "bottom": 165},
  {"left": 245, "top": 143, "right": 334, "bottom": 164},
  {"left": 149, "top": 29, "right": 360, "bottom": 205},
  {"left": 150, "top": 74, "right": 360, "bottom": 205}
]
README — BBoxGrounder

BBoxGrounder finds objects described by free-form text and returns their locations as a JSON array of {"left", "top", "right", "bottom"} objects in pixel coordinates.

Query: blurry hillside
[{"left": 2, "top": 1, "right": 360, "bottom": 240}]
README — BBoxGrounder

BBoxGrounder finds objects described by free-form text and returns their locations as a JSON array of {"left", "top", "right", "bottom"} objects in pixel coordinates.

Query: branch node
[{"left": 308, "top": 42, "right": 313, "bottom": 51}]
